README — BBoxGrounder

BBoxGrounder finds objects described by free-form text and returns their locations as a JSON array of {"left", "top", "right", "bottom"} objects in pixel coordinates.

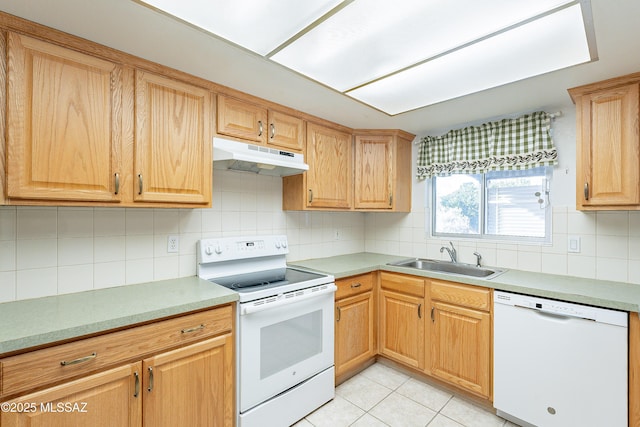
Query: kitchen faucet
[{"left": 440, "top": 241, "right": 457, "bottom": 263}]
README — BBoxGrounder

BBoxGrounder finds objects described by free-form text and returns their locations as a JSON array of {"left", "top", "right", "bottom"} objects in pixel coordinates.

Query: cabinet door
[
  {"left": 379, "top": 289, "right": 425, "bottom": 369},
  {"left": 0, "top": 363, "right": 142, "bottom": 427},
  {"left": 431, "top": 301, "right": 491, "bottom": 398},
  {"left": 135, "top": 71, "right": 212, "bottom": 205},
  {"left": 354, "top": 135, "right": 394, "bottom": 209},
  {"left": 6, "top": 32, "right": 123, "bottom": 202},
  {"left": 577, "top": 83, "right": 640, "bottom": 207},
  {"left": 143, "top": 335, "right": 234, "bottom": 427},
  {"left": 216, "top": 95, "right": 267, "bottom": 144},
  {"left": 268, "top": 110, "right": 304, "bottom": 152},
  {"left": 335, "top": 291, "right": 375, "bottom": 378},
  {"left": 306, "top": 123, "right": 352, "bottom": 209}
]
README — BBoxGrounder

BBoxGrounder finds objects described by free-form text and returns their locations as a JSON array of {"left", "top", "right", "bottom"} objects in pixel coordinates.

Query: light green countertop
[
  {"left": 291, "top": 252, "right": 640, "bottom": 313},
  {"left": 0, "top": 277, "right": 238, "bottom": 356},
  {"left": 4, "top": 252, "right": 639, "bottom": 356}
]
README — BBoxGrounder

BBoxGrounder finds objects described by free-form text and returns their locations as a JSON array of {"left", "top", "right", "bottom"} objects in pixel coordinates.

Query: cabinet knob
[
  {"left": 270, "top": 123, "right": 276, "bottom": 139},
  {"left": 138, "top": 174, "right": 143, "bottom": 195},
  {"left": 114, "top": 173, "right": 120, "bottom": 195},
  {"left": 258, "top": 120, "right": 263, "bottom": 137}
]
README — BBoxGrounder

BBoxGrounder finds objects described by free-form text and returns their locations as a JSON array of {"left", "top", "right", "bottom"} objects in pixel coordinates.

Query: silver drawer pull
[
  {"left": 148, "top": 367, "right": 154, "bottom": 392},
  {"left": 60, "top": 352, "right": 97, "bottom": 366},
  {"left": 114, "top": 173, "right": 120, "bottom": 195},
  {"left": 134, "top": 371, "right": 140, "bottom": 397},
  {"left": 181, "top": 324, "right": 205, "bottom": 334},
  {"left": 350, "top": 283, "right": 362, "bottom": 288}
]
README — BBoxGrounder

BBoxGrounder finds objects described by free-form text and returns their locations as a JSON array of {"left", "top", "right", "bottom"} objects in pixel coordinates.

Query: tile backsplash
[
  {"left": 2, "top": 109, "right": 639, "bottom": 302},
  {"left": 0, "top": 170, "right": 366, "bottom": 302}
]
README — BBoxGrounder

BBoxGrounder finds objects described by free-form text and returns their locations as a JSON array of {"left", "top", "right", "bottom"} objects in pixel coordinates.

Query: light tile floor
[{"left": 293, "top": 363, "right": 519, "bottom": 427}]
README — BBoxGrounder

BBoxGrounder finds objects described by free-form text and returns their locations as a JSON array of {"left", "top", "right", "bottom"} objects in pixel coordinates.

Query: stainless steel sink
[{"left": 387, "top": 258, "right": 504, "bottom": 279}]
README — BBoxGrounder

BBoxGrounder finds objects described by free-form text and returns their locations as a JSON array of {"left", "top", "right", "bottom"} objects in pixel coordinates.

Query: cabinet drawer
[
  {"left": 430, "top": 280, "right": 490, "bottom": 311},
  {"left": 380, "top": 272, "right": 425, "bottom": 297},
  {"left": 0, "top": 305, "right": 233, "bottom": 398},
  {"left": 336, "top": 273, "right": 374, "bottom": 299}
]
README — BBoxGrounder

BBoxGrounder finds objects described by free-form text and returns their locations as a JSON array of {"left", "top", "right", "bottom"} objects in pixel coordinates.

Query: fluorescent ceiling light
[
  {"left": 348, "top": 4, "right": 592, "bottom": 114},
  {"left": 136, "top": 0, "right": 596, "bottom": 115},
  {"left": 271, "top": 0, "right": 577, "bottom": 92},
  {"left": 138, "top": 0, "right": 343, "bottom": 55}
]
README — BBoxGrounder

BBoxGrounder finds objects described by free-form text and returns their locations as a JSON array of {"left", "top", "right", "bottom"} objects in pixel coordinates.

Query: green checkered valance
[{"left": 416, "top": 111, "right": 558, "bottom": 179}]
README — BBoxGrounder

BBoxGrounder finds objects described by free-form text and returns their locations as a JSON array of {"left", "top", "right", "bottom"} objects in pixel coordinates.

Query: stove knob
[
  {"left": 214, "top": 244, "right": 223, "bottom": 254},
  {"left": 205, "top": 246, "right": 213, "bottom": 256},
  {"left": 281, "top": 240, "right": 288, "bottom": 248},
  {"left": 275, "top": 241, "right": 281, "bottom": 249}
]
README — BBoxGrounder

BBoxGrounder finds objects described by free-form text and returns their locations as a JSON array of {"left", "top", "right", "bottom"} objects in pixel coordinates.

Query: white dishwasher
[{"left": 493, "top": 290, "right": 628, "bottom": 427}]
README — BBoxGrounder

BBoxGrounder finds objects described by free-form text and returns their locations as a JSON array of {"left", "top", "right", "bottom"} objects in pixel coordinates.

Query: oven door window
[
  {"left": 261, "top": 310, "right": 323, "bottom": 379},
  {"left": 239, "top": 291, "right": 334, "bottom": 412}
]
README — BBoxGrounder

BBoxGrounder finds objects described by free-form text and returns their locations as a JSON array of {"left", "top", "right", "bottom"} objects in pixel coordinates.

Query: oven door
[{"left": 238, "top": 284, "right": 336, "bottom": 413}]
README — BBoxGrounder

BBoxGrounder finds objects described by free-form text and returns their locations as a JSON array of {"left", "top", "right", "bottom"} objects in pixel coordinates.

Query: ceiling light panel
[
  {"left": 139, "top": 0, "right": 344, "bottom": 55},
  {"left": 347, "top": 4, "right": 591, "bottom": 115},
  {"left": 270, "top": 0, "right": 575, "bottom": 92}
]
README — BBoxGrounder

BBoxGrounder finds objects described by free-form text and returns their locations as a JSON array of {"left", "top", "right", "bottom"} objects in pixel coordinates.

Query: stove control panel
[{"left": 197, "top": 235, "right": 289, "bottom": 263}]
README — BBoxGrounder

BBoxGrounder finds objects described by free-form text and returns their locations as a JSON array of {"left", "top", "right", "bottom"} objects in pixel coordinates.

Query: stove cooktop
[{"left": 209, "top": 267, "right": 328, "bottom": 295}]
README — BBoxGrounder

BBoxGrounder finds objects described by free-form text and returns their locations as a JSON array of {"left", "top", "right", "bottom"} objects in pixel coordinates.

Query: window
[{"left": 432, "top": 166, "right": 551, "bottom": 242}]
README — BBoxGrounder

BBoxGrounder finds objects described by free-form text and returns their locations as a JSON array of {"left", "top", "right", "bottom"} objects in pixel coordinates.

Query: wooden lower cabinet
[
  {"left": 337, "top": 272, "right": 494, "bottom": 401},
  {"left": 143, "top": 335, "right": 234, "bottom": 427},
  {"left": 430, "top": 301, "right": 491, "bottom": 398},
  {"left": 630, "top": 312, "right": 640, "bottom": 427},
  {"left": 1, "top": 363, "right": 142, "bottom": 427},
  {"left": 0, "top": 306, "right": 234, "bottom": 427},
  {"left": 335, "top": 274, "right": 376, "bottom": 380},
  {"left": 378, "top": 272, "right": 425, "bottom": 370},
  {"left": 429, "top": 280, "right": 492, "bottom": 399}
]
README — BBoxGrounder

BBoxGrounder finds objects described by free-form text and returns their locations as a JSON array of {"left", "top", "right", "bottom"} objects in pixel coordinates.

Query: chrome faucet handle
[
  {"left": 440, "top": 242, "right": 458, "bottom": 263},
  {"left": 473, "top": 251, "right": 482, "bottom": 267}
]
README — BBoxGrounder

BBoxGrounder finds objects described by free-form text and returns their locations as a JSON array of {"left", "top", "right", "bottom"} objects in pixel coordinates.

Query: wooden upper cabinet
[
  {"left": 268, "top": 109, "right": 305, "bottom": 152},
  {"left": 216, "top": 95, "right": 267, "bottom": 144},
  {"left": 354, "top": 130, "right": 413, "bottom": 212},
  {"left": 216, "top": 95, "right": 304, "bottom": 152},
  {"left": 134, "top": 71, "right": 212, "bottom": 205},
  {"left": 569, "top": 77, "right": 640, "bottom": 210},
  {"left": 6, "top": 32, "right": 123, "bottom": 203},
  {"left": 304, "top": 122, "right": 353, "bottom": 209},
  {"left": 355, "top": 135, "right": 393, "bottom": 209}
]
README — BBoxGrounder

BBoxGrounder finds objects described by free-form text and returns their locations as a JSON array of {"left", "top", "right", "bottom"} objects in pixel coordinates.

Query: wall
[
  {"left": 2, "top": 108, "right": 640, "bottom": 302},
  {"left": 365, "top": 108, "right": 640, "bottom": 285},
  {"left": 0, "top": 170, "right": 366, "bottom": 302}
]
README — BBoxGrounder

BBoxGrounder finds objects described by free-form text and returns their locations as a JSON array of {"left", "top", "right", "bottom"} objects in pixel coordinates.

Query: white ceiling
[{"left": 1, "top": 0, "right": 639, "bottom": 137}]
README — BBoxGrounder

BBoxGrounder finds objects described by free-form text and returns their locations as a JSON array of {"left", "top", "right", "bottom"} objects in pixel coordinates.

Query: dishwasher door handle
[{"left": 513, "top": 304, "right": 593, "bottom": 322}]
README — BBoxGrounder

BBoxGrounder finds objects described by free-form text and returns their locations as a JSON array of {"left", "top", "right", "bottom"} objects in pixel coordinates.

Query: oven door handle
[{"left": 240, "top": 284, "right": 337, "bottom": 316}]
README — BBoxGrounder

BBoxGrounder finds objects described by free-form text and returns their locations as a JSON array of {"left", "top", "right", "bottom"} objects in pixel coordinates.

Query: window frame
[{"left": 429, "top": 166, "right": 552, "bottom": 244}]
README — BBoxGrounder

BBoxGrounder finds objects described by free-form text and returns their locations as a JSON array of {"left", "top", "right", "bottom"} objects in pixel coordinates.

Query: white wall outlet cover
[
  {"left": 167, "top": 235, "right": 180, "bottom": 253},
  {"left": 568, "top": 236, "right": 581, "bottom": 253}
]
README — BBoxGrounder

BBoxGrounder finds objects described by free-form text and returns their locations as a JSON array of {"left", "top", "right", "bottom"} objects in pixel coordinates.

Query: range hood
[{"left": 213, "top": 137, "right": 308, "bottom": 176}]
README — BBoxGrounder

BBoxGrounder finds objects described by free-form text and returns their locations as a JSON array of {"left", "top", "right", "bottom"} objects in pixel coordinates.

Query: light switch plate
[{"left": 568, "top": 236, "right": 581, "bottom": 253}]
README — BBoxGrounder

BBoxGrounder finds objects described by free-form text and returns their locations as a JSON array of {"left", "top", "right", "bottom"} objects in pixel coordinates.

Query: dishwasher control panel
[{"left": 494, "top": 290, "right": 627, "bottom": 326}]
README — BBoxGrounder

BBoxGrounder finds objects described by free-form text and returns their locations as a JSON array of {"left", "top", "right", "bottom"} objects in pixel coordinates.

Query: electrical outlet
[{"left": 167, "top": 235, "right": 179, "bottom": 253}]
